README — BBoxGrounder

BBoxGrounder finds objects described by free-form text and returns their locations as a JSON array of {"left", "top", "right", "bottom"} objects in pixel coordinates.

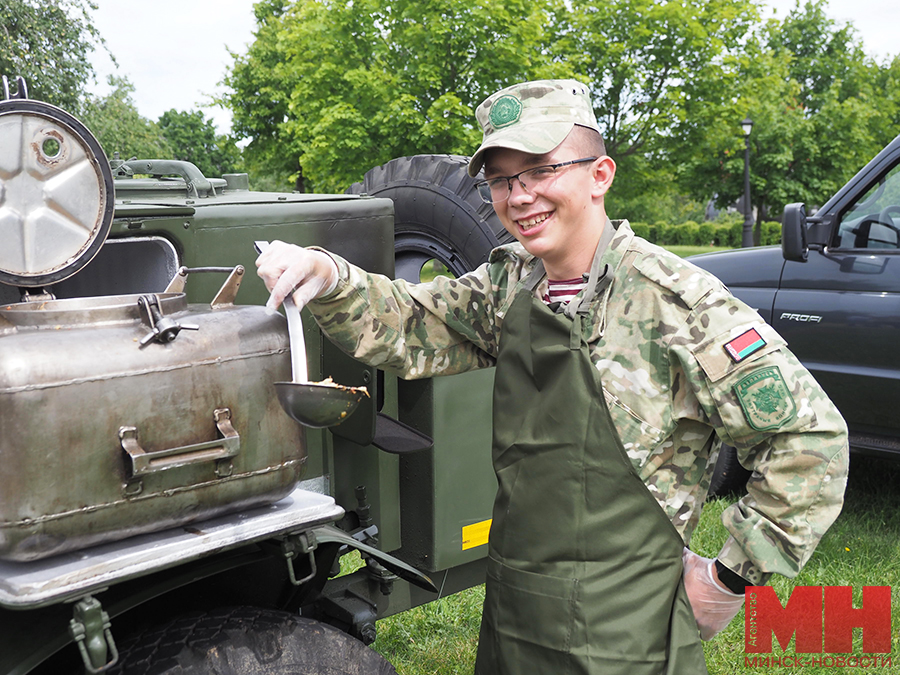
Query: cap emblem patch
[{"left": 489, "top": 95, "right": 522, "bottom": 129}]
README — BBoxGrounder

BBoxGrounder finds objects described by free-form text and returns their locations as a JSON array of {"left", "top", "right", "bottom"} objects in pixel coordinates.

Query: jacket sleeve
[
  {"left": 305, "top": 252, "right": 503, "bottom": 378},
  {"left": 677, "top": 292, "right": 849, "bottom": 585}
]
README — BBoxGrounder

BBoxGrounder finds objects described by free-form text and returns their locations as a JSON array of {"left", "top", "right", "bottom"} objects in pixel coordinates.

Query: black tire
[
  {"left": 707, "top": 443, "right": 752, "bottom": 498},
  {"left": 347, "top": 155, "right": 512, "bottom": 282},
  {"left": 109, "top": 607, "right": 396, "bottom": 675}
]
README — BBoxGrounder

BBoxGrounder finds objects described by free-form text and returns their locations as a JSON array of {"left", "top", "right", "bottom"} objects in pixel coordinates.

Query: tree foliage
[
  {"left": 157, "top": 109, "right": 242, "bottom": 178},
  {"left": 555, "top": 0, "right": 758, "bottom": 160},
  {"left": 219, "top": 0, "right": 898, "bottom": 225},
  {"left": 1, "top": 0, "right": 237, "bottom": 179},
  {"left": 672, "top": 0, "right": 898, "bottom": 239},
  {"left": 225, "top": 0, "right": 764, "bottom": 198},
  {"left": 80, "top": 77, "right": 174, "bottom": 161},
  {"left": 555, "top": 0, "right": 759, "bottom": 221},
  {"left": 225, "top": 0, "right": 571, "bottom": 192},
  {"left": 0, "top": 0, "right": 106, "bottom": 113}
]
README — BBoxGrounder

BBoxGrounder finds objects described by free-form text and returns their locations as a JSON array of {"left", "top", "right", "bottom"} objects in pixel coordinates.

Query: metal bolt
[{"left": 359, "top": 623, "right": 376, "bottom": 645}]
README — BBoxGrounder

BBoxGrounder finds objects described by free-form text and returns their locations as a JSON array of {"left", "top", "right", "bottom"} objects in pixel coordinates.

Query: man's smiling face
[{"left": 483, "top": 131, "right": 614, "bottom": 279}]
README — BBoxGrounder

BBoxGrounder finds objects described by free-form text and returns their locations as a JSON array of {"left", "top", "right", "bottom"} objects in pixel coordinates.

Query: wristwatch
[{"left": 715, "top": 559, "right": 753, "bottom": 595}]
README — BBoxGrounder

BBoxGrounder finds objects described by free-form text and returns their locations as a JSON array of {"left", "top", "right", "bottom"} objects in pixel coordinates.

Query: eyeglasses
[{"left": 475, "top": 157, "right": 598, "bottom": 204}]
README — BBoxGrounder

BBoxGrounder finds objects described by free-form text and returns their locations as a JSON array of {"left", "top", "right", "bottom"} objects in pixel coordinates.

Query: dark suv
[{"left": 690, "top": 132, "right": 900, "bottom": 493}]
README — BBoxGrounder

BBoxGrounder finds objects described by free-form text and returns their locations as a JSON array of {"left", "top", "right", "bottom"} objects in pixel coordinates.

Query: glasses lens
[
  {"left": 520, "top": 165, "right": 557, "bottom": 192},
  {"left": 477, "top": 178, "right": 512, "bottom": 203},
  {"left": 476, "top": 181, "right": 499, "bottom": 203}
]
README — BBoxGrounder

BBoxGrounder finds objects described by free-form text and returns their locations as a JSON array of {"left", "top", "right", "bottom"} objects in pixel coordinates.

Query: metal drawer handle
[{"left": 120, "top": 408, "right": 240, "bottom": 476}]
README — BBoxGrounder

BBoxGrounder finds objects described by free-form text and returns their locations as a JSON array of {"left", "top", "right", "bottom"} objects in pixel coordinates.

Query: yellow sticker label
[{"left": 462, "top": 519, "right": 492, "bottom": 551}]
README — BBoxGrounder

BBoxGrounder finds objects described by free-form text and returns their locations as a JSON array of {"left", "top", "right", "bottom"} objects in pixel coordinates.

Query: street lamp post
[{"left": 741, "top": 116, "right": 754, "bottom": 248}]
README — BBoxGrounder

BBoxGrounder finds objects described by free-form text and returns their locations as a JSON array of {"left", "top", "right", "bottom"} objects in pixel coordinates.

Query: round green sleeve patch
[{"left": 733, "top": 366, "right": 797, "bottom": 431}]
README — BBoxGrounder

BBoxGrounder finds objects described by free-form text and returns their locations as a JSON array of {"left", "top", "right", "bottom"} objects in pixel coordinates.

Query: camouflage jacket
[{"left": 309, "top": 220, "right": 849, "bottom": 584}]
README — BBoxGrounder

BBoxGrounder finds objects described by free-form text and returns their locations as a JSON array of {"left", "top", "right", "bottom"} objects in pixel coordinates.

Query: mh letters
[{"left": 745, "top": 586, "right": 891, "bottom": 654}]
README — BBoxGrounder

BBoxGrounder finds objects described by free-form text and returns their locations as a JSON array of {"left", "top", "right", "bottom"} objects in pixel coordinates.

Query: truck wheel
[
  {"left": 707, "top": 443, "right": 751, "bottom": 498},
  {"left": 110, "top": 606, "right": 396, "bottom": 675},
  {"left": 347, "top": 154, "right": 512, "bottom": 281}
]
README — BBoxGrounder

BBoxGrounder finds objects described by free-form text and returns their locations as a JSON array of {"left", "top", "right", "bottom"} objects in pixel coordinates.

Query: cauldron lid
[{"left": 0, "top": 94, "right": 114, "bottom": 288}]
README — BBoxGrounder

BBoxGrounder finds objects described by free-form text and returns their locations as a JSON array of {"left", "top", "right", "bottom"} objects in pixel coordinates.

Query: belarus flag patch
[{"left": 724, "top": 327, "right": 766, "bottom": 362}]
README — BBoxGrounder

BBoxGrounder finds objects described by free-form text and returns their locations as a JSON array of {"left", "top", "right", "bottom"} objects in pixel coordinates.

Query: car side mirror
[{"left": 782, "top": 203, "right": 808, "bottom": 262}]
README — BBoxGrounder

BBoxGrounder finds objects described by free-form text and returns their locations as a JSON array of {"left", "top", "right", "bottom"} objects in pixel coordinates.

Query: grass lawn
[
  {"left": 667, "top": 244, "right": 732, "bottom": 258},
  {"left": 372, "top": 454, "right": 900, "bottom": 674}
]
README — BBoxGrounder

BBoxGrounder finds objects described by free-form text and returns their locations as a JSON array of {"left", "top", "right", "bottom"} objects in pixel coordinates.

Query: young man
[{"left": 257, "top": 80, "right": 849, "bottom": 674}]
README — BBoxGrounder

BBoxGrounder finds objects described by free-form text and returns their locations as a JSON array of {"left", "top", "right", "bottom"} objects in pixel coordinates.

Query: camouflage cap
[{"left": 468, "top": 79, "right": 600, "bottom": 177}]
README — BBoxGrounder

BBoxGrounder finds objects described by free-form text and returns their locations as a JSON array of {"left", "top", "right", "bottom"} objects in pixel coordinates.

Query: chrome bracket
[
  {"left": 1, "top": 75, "right": 28, "bottom": 101},
  {"left": 120, "top": 407, "right": 240, "bottom": 478},
  {"left": 19, "top": 287, "right": 55, "bottom": 303},
  {"left": 210, "top": 265, "right": 244, "bottom": 308},
  {"left": 162, "top": 265, "right": 245, "bottom": 307}
]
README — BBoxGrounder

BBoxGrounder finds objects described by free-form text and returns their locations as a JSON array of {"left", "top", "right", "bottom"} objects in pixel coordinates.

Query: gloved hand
[
  {"left": 682, "top": 548, "right": 745, "bottom": 640},
  {"left": 256, "top": 240, "right": 339, "bottom": 310}
]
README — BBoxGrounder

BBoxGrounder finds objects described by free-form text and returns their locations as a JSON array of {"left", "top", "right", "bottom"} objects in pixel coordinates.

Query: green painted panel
[{"left": 393, "top": 369, "right": 496, "bottom": 572}]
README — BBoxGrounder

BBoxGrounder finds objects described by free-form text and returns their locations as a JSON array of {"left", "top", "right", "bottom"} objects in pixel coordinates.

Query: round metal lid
[{"left": 0, "top": 99, "right": 114, "bottom": 287}]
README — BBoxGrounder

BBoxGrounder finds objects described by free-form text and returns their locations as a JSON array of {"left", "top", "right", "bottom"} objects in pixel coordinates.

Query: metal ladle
[
  {"left": 274, "top": 295, "right": 367, "bottom": 428},
  {"left": 256, "top": 242, "right": 367, "bottom": 428}
]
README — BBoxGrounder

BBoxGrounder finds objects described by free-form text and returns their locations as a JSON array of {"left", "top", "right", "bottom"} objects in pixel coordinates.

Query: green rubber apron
[{"left": 474, "top": 240, "right": 707, "bottom": 675}]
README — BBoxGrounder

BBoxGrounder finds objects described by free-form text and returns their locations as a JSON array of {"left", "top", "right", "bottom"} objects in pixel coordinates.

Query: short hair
[{"left": 570, "top": 124, "right": 606, "bottom": 157}]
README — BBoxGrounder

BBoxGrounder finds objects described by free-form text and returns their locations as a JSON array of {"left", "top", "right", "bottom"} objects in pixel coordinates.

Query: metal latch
[
  {"left": 137, "top": 294, "right": 199, "bottom": 347},
  {"left": 282, "top": 531, "right": 318, "bottom": 586},
  {"left": 68, "top": 595, "right": 119, "bottom": 674}
]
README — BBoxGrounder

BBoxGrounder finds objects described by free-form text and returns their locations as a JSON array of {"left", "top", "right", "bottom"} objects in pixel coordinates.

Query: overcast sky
[{"left": 86, "top": 0, "right": 898, "bottom": 137}]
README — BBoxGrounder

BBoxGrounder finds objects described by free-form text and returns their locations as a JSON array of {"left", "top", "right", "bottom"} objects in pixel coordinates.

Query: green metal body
[
  {"left": 106, "top": 178, "right": 499, "bottom": 574},
  {"left": 112, "top": 189, "right": 404, "bottom": 548}
]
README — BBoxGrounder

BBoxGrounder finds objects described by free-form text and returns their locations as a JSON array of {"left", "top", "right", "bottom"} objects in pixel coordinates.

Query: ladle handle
[
  {"left": 255, "top": 240, "right": 308, "bottom": 383},
  {"left": 283, "top": 296, "right": 308, "bottom": 383}
]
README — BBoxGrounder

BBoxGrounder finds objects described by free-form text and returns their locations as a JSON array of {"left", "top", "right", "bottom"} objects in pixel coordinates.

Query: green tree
[
  {"left": 220, "top": 0, "right": 298, "bottom": 191},
  {"left": 226, "top": 0, "right": 762, "bottom": 195},
  {"left": 767, "top": 0, "right": 873, "bottom": 113},
  {"left": 871, "top": 55, "right": 900, "bottom": 139},
  {"left": 604, "top": 150, "right": 706, "bottom": 225},
  {"left": 81, "top": 76, "right": 174, "bottom": 161},
  {"left": 672, "top": 0, "right": 896, "bottom": 240},
  {"left": 0, "top": 0, "right": 106, "bottom": 113},
  {"left": 224, "top": 0, "right": 569, "bottom": 192},
  {"left": 555, "top": 0, "right": 758, "bottom": 161},
  {"left": 555, "top": 0, "right": 759, "bottom": 222},
  {"left": 224, "top": 0, "right": 896, "bottom": 227},
  {"left": 157, "top": 109, "right": 241, "bottom": 178}
]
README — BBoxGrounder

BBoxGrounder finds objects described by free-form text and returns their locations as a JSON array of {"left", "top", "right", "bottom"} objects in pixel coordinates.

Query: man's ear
[{"left": 590, "top": 156, "right": 616, "bottom": 199}]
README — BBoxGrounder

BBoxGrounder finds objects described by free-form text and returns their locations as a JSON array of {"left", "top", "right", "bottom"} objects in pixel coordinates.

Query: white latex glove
[
  {"left": 682, "top": 548, "right": 745, "bottom": 641},
  {"left": 255, "top": 240, "right": 339, "bottom": 311}
]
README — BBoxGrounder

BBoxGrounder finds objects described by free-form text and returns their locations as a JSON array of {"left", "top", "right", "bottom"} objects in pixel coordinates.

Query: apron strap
[
  {"left": 564, "top": 219, "right": 615, "bottom": 320},
  {"left": 523, "top": 258, "right": 547, "bottom": 293}
]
